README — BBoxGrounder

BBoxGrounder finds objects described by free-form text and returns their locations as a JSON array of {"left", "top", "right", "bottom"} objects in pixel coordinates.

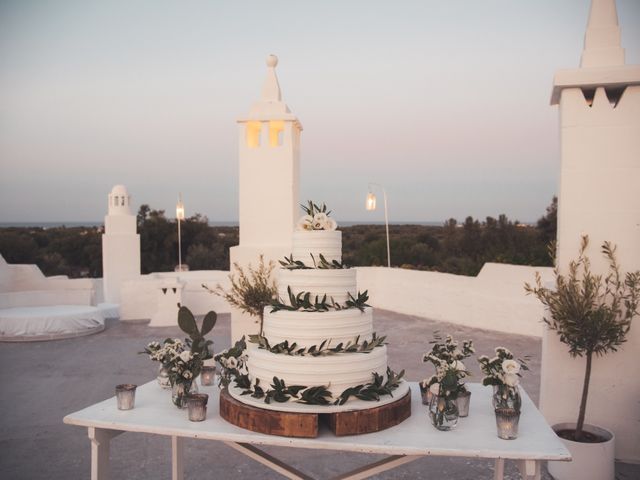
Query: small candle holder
[
  {"left": 186, "top": 393, "right": 209, "bottom": 422},
  {"left": 495, "top": 407, "right": 520, "bottom": 440},
  {"left": 200, "top": 366, "right": 216, "bottom": 386},
  {"left": 419, "top": 383, "right": 432, "bottom": 405},
  {"left": 456, "top": 390, "right": 471, "bottom": 417},
  {"left": 115, "top": 384, "right": 137, "bottom": 410}
]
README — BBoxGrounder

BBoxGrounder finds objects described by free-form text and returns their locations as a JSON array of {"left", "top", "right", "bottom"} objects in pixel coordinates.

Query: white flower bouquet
[
  {"left": 296, "top": 201, "right": 337, "bottom": 231},
  {"left": 422, "top": 334, "right": 474, "bottom": 399},
  {"left": 478, "top": 346, "right": 529, "bottom": 410}
]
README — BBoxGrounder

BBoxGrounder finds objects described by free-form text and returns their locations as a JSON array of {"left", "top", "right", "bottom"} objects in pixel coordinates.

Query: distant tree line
[{"left": 0, "top": 198, "right": 556, "bottom": 279}]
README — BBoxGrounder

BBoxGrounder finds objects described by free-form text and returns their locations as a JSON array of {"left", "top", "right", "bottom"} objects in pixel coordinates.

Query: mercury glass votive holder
[
  {"left": 456, "top": 390, "right": 471, "bottom": 417},
  {"left": 200, "top": 366, "right": 216, "bottom": 386},
  {"left": 495, "top": 407, "right": 520, "bottom": 440},
  {"left": 419, "top": 386, "right": 432, "bottom": 405},
  {"left": 115, "top": 384, "right": 137, "bottom": 410},
  {"left": 186, "top": 393, "right": 209, "bottom": 422}
]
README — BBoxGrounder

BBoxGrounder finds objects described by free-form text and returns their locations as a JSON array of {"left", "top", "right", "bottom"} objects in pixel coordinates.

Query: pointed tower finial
[
  {"left": 261, "top": 54, "right": 282, "bottom": 102},
  {"left": 581, "top": 0, "right": 625, "bottom": 67}
]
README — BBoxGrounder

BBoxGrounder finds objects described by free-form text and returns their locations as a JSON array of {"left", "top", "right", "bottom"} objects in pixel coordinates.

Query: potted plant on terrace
[{"left": 525, "top": 236, "right": 640, "bottom": 480}]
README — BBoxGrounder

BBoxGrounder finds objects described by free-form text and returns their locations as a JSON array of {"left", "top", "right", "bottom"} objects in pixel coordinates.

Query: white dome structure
[{"left": 108, "top": 184, "right": 132, "bottom": 216}]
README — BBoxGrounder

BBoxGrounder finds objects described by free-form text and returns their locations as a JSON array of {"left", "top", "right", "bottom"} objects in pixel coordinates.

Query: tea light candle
[
  {"left": 495, "top": 407, "right": 520, "bottom": 440},
  {"left": 187, "top": 393, "right": 209, "bottom": 422},
  {"left": 115, "top": 384, "right": 137, "bottom": 410},
  {"left": 200, "top": 366, "right": 216, "bottom": 386}
]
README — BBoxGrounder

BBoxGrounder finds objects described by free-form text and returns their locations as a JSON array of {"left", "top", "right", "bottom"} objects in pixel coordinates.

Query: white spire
[
  {"left": 261, "top": 54, "right": 282, "bottom": 101},
  {"left": 242, "top": 54, "right": 299, "bottom": 122},
  {"left": 581, "top": 0, "right": 625, "bottom": 67}
]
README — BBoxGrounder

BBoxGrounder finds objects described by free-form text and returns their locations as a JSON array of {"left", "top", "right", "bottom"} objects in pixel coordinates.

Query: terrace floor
[{"left": 1, "top": 310, "right": 638, "bottom": 479}]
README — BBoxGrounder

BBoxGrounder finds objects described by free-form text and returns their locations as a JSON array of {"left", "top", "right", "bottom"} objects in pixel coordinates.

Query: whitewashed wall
[
  {"left": 0, "top": 254, "right": 96, "bottom": 308},
  {"left": 357, "top": 264, "right": 553, "bottom": 337},
  {"left": 119, "top": 270, "right": 231, "bottom": 322}
]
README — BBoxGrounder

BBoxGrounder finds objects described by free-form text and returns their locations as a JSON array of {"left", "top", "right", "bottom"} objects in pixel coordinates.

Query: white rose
[
  {"left": 429, "top": 382, "right": 441, "bottom": 395},
  {"left": 504, "top": 373, "right": 519, "bottom": 387},
  {"left": 182, "top": 370, "right": 193, "bottom": 379},
  {"left": 324, "top": 218, "right": 337, "bottom": 231},
  {"left": 179, "top": 351, "right": 193, "bottom": 362},
  {"left": 313, "top": 212, "right": 328, "bottom": 224},
  {"left": 296, "top": 215, "right": 313, "bottom": 231},
  {"left": 227, "top": 356, "right": 238, "bottom": 369},
  {"left": 502, "top": 359, "right": 520, "bottom": 375}
]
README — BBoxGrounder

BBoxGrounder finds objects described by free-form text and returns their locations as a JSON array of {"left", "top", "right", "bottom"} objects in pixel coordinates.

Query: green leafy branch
[
  {"left": 270, "top": 288, "right": 370, "bottom": 313},
  {"left": 248, "top": 332, "right": 387, "bottom": 357},
  {"left": 301, "top": 200, "right": 331, "bottom": 217},
  {"left": 279, "top": 253, "right": 346, "bottom": 270},
  {"left": 238, "top": 369, "right": 404, "bottom": 406},
  {"left": 334, "top": 368, "right": 405, "bottom": 405}
]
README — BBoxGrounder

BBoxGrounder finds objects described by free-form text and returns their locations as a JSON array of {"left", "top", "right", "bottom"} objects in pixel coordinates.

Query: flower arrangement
[
  {"left": 214, "top": 337, "right": 249, "bottom": 389},
  {"left": 141, "top": 306, "right": 217, "bottom": 407},
  {"left": 422, "top": 334, "right": 474, "bottom": 399},
  {"left": 296, "top": 201, "right": 337, "bottom": 231},
  {"left": 478, "top": 347, "right": 528, "bottom": 410}
]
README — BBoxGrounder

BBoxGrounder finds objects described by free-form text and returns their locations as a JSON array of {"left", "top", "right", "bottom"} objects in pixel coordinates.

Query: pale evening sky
[{"left": 0, "top": 0, "right": 639, "bottom": 224}]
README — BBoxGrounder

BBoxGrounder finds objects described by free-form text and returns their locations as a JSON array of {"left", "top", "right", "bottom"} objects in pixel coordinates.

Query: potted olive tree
[{"left": 525, "top": 236, "right": 640, "bottom": 480}]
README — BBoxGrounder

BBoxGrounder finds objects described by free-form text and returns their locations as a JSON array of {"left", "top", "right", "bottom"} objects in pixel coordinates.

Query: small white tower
[
  {"left": 229, "top": 55, "right": 302, "bottom": 341},
  {"left": 543, "top": 0, "right": 640, "bottom": 462},
  {"left": 102, "top": 185, "right": 141, "bottom": 304}
]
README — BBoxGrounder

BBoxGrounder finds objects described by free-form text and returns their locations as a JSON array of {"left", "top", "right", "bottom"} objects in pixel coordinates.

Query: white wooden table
[{"left": 63, "top": 382, "right": 570, "bottom": 480}]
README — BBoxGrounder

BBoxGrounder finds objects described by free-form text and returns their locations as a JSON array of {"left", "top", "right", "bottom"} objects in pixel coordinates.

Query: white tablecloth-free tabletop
[{"left": 64, "top": 381, "right": 570, "bottom": 480}]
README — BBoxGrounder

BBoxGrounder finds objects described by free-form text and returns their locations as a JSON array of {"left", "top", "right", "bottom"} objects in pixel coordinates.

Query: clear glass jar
[
  {"left": 492, "top": 385, "right": 521, "bottom": 411},
  {"left": 171, "top": 380, "right": 198, "bottom": 408},
  {"left": 157, "top": 365, "right": 171, "bottom": 389},
  {"left": 429, "top": 394, "right": 459, "bottom": 431}
]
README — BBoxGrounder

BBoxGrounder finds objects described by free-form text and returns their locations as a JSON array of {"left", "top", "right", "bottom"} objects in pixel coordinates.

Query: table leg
[
  {"left": 517, "top": 460, "right": 541, "bottom": 480},
  {"left": 332, "top": 455, "right": 420, "bottom": 480},
  {"left": 224, "top": 442, "right": 314, "bottom": 480},
  {"left": 172, "top": 436, "right": 184, "bottom": 480},
  {"left": 88, "top": 427, "right": 122, "bottom": 480},
  {"left": 494, "top": 458, "right": 505, "bottom": 480}
]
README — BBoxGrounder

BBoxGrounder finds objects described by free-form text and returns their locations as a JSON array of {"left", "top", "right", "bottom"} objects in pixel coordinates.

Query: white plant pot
[{"left": 547, "top": 423, "right": 615, "bottom": 480}]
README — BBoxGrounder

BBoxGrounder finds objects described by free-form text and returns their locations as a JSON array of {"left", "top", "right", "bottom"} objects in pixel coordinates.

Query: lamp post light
[
  {"left": 366, "top": 184, "right": 391, "bottom": 268},
  {"left": 176, "top": 193, "right": 185, "bottom": 272}
]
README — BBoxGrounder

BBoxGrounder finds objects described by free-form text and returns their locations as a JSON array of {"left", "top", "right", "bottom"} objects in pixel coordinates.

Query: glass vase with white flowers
[
  {"left": 141, "top": 306, "right": 217, "bottom": 408},
  {"left": 478, "top": 347, "right": 529, "bottom": 412},
  {"left": 422, "top": 334, "right": 474, "bottom": 428}
]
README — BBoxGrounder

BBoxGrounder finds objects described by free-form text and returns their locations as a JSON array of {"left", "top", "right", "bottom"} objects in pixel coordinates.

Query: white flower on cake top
[{"left": 296, "top": 201, "right": 337, "bottom": 231}]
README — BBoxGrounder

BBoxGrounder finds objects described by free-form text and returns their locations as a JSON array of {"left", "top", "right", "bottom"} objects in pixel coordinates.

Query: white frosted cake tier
[
  {"left": 246, "top": 343, "right": 388, "bottom": 399},
  {"left": 262, "top": 307, "right": 373, "bottom": 348},
  {"left": 292, "top": 230, "right": 342, "bottom": 265},
  {"left": 277, "top": 268, "right": 357, "bottom": 305}
]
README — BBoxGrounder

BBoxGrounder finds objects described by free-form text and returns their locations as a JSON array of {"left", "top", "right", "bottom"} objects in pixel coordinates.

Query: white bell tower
[
  {"left": 102, "top": 185, "right": 141, "bottom": 304},
  {"left": 543, "top": 0, "right": 640, "bottom": 462},
  {"left": 229, "top": 55, "right": 302, "bottom": 341}
]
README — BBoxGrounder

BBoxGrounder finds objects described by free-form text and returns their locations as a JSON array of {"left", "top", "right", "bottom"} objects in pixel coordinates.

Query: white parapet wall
[
  {"left": 0, "top": 254, "right": 96, "bottom": 309},
  {"left": 356, "top": 263, "right": 553, "bottom": 338},
  {"left": 119, "top": 270, "right": 231, "bottom": 322}
]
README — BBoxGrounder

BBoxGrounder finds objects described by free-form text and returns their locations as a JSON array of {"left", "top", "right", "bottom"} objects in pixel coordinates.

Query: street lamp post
[
  {"left": 176, "top": 193, "right": 185, "bottom": 272},
  {"left": 366, "top": 184, "right": 391, "bottom": 268}
]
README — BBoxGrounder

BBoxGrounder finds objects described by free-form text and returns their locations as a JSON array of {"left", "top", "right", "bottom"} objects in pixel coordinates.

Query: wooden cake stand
[{"left": 219, "top": 387, "right": 411, "bottom": 438}]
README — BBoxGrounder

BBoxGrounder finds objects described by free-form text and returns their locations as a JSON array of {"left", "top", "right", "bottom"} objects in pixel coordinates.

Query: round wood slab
[{"left": 219, "top": 387, "right": 411, "bottom": 438}]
